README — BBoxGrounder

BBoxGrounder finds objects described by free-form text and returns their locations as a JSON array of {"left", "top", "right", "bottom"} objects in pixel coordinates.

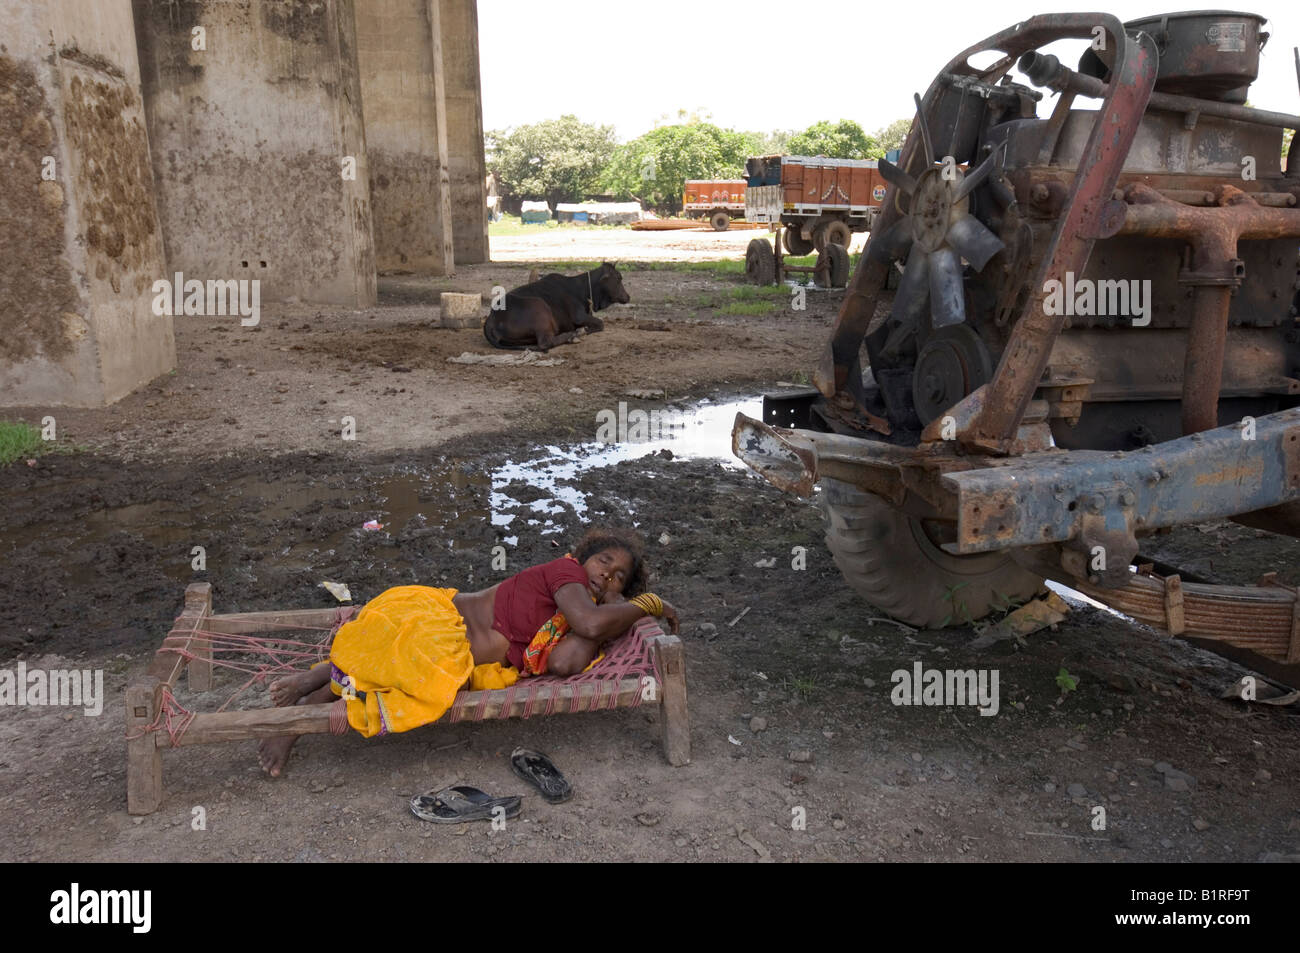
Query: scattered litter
[
  {"left": 568, "top": 387, "right": 583, "bottom": 394},
  {"left": 753, "top": 557, "right": 777, "bottom": 568},
  {"left": 319, "top": 581, "right": 352, "bottom": 602},
  {"left": 865, "top": 618, "right": 918, "bottom": 633},
  {"left": 658, "top": 532, "right": 670, "bottom": 545},
  {"left": 727, "top": 735, "right": 742, "bottom": 746},
  {"left": 968, "top": 592, "right": 1070, "bottom": 650},
  {"left": 625, "top": 388, "right": 665, "bottom": 399},
  {"left": 735, "top": 826, "right": 772, "bottom": 862},
  {"left": 1221, "top": 676, "right": 1300, "bottom": 706},
  {"left": 362, "top": 520, "right": 383, "bottom": 531},
  {"left": 752, "top": 671, "right": 768, "bottom": 681},
  {"left": 447, "top": 351, "right": 565, "bottom": 367},
  {"left": 789, "top": 750, "right": 813, "bottom": 764},
  {"left": 728, "top": 606, "right": 751, "bottom": 627},
  {"left": 697, "top": 622, "right": 718, "bottom": 641}
]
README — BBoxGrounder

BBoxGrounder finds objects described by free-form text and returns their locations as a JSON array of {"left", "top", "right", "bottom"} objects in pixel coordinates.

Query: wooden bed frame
[{"left": 127, "top": 583, "right": 689, "bottom": 814}]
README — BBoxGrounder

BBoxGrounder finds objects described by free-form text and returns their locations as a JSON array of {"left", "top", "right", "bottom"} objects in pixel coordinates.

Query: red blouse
[{"left": 492, "top": 556, "right": 590, "bottom": 669}]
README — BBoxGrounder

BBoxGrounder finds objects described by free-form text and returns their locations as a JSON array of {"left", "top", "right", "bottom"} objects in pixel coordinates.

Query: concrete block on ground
[{"left": 439, "top": 292, "right": 482, "bottom": 329}]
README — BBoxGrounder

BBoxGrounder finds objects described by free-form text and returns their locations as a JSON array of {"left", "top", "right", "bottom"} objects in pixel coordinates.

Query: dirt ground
[{"left": 2, "top": 229, "right": 1298, "bottom": 863}]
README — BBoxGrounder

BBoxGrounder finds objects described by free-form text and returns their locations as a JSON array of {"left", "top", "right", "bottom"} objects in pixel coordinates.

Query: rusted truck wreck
[{"left": 733, "top": 11, "right": 1300, "bottom": 662}]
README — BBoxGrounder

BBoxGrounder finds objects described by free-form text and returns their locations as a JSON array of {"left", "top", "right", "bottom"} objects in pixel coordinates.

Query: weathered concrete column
[
  {"left": 0, "top": 0, "right": 174, "bottom": 407},
  {"left": 132, "top": 0, "right": 376, "bottom": 307},
  {"left": 355, "top": 0, "right": 455, "bottom": 275},
  {"left": 439, "top": 0, "right": 489, "bottom": 264}
]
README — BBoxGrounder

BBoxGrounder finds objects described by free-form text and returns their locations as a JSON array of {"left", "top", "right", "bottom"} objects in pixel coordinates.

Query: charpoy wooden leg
[{"left": 651, "top": 635, "right": 690, "bottom": 766}]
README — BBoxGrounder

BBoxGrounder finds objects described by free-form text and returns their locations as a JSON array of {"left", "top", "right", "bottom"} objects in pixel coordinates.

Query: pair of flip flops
[
  {"left": 408, "top": 749, "right": 572, "bottom": 823},
  {"left": 409, "top": 785, "right": 521, "bottom": 824}
]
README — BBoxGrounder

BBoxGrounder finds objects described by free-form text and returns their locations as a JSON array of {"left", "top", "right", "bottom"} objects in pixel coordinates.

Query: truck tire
[
  {"left": 820, "top": 478, "right": 1043, "bottom": 628},
  {"left": 710, "top": 211, "right": 730, "bottom": 231},
  {"left": 783, "top": 226, "right": 814, "bottom": 256},
  {"left": 816, "top": 243, "right": 850, "bottom": 288},
  {"left": 823, "top": 220, "right": 852, "bottom": 249},
  {"left": 745, "top": 238, "right": 775, "bottom": 285}
]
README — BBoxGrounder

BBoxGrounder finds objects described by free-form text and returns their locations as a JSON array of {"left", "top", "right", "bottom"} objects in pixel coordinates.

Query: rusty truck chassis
[{"left": 732, "top": 12, "right": 1300, "bottom": 590}]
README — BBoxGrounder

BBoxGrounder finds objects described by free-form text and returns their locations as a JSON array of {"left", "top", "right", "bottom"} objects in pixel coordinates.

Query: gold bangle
[{"left": 630, "top": 593, "right": 663, "bottom": 617}]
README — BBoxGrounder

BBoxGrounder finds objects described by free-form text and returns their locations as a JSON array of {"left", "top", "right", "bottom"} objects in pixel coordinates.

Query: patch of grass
[
  {"left": 504, "top": 250, "right": 860, "bottom": 283},
  {"left": 629, "top": 259, "right": 747, "bottom": 278},
  {"left": 692, "top": 284, "right": 788, "bottom": 310},
  {"left": 489, "top": 214, "right": 622, "bottom": 236},
  {"left": 0, "top": 421, "right": 48, "bottom": 465},
  {"left": 717, "top": 300, "right": 776, "bottom": 316},
  {"left": 729, "top": 284, "right": 788, "bottom": 300},
  {"left": 783, "top": 674, "right": 818, "bottom": 701}
]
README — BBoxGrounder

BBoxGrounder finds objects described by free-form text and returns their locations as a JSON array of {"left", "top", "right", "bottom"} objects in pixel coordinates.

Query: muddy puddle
[{"left": 0, "top": 397, "right": 762, "bottom": 585}]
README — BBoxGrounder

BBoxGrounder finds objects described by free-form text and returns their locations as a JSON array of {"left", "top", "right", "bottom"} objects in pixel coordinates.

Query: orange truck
[
  {"left": 743, "top": 155, "right": 886, "bottom": 253},
  {"left": 682, "top": 180, "right": 747, "bottom": 230}
]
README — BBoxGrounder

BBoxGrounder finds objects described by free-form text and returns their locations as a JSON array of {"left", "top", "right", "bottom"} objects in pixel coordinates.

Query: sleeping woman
[{"left": 258, "top": 527, "right": 679, "bottom": 776}]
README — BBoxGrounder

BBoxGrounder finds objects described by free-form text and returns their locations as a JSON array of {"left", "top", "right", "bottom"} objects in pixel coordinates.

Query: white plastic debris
[{"left": 320, "top": 581, "right": 353, "bottom": 602}]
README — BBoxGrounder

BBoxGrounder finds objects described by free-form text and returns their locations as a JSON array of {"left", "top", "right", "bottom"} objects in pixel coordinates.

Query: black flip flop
[
  {"left": 409, "top": 785, "right": 522, "bottom": 824},
  {"left": 511, "top": 747, "right": 572, "bottom": 804}
]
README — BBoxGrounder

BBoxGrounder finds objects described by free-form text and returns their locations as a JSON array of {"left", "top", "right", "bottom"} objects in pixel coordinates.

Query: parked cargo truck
[
  {"left": 744, "top": 154, "right": 886, "bottom": 253},
  {"left": 683, "top": 179, "right": 747, "bottom": 230}
]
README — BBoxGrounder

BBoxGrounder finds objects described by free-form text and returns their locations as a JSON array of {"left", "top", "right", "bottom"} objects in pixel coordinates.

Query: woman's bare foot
[
  {"left": 269, "top": 665, "right": 329, "bottom": 707},
  {"left": 257, "top": 681, "right": 340, "bottom": 777},
  {"left": 258, "top": 735, "right": 296, "bottom": 777},
  {"left": 254, "top": 738, "right": 296, "bottom": 774}
]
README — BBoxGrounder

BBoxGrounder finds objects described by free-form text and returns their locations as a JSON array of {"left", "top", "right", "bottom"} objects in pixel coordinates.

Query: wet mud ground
[{"left": 2, "top": 262, "right": 1299, "bottom": 863}]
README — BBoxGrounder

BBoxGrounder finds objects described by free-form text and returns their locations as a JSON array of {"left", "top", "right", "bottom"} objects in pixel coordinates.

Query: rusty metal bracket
[
  {"left": 1058, "top": 483, "right": 1139, "bottom": 588},
  {"left": 943, "top": 407, "right": 1300, "bottom": 556}
]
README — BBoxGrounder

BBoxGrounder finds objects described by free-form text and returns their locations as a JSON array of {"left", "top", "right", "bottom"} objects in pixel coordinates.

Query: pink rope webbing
[
  {"left": 444, "top": 616, "right": 666, "bottom": 724},
  {"left": 137, "top": 606, "right": 360, "bottom": 745}
]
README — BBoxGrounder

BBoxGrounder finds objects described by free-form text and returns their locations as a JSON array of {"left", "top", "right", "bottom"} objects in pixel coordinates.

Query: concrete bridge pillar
[
  {"left": 439, "top": 0, "right": 488, "bottom": 265},
  {"left": 355, "top": 0, "right": 455, "bottom": 276},
  {"left": 0, "top": 0, "right": 174, "bottom": 407},
  {"left": 131, "top": 0, "right": 377, "bottom": 307}
]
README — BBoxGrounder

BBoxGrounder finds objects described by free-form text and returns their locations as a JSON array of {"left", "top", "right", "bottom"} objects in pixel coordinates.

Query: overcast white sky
[{"left": 479, "top": 1, "right": 1300, "bottom": 141}]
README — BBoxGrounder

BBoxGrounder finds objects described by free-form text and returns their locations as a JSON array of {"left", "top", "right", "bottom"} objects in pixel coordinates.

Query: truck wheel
[
  {"left": 820, "top": 478, "right": 1043, "bottom": 628},
  {"left": 710, "top": 211, "right": 730, "bottom": 231},
  {"left": 814, "top": 243, "right": 850, "bottom": 288},
  {"left": 745, "top": 238, "right": 775, "bottom": 285},
  {"left": 824, "top": 220, "right": 852, "bottom": 249},
  {"left": 783, "top": 227, "right": 814, "bottom": 256}
]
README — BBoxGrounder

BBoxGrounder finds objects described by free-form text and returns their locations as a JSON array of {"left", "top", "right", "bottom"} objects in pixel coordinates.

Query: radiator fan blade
[
  {"left": 952, "top": 152, "right": 999, "bottom": 204},
  {"left": 868, "top": 216, "right": 914, "bottom": 262},
  {"left": 945, "top": 214, "right": 1004, "bottom": 271},
  {"left": 877, "top": 159, "right": 917, "bottom": 196},
  {"left": 927, "top": 247, "right": 966, "bottom": 328},
  {"left": 890, "top": 245, "right": 931, "bottom": 326}
]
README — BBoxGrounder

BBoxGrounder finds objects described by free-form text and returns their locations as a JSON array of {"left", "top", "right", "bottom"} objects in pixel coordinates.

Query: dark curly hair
[{"left": 572, "top": 527, "right": 649, "bottom": 597}]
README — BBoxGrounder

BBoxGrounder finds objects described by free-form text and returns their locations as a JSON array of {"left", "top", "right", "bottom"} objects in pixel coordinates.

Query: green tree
[
  {"left": 874, "top": 118, "right": 913, "bottom": 154},
  {"left": 787, "top": 119, "right": 878, "bottom": 159},
  {"left": 601, "top": 122, "right": 759, "bottom": 213},
  {"left": 747, "top": 128, "right": 795, "bottom": 156},
  {"left": 485, "top": 115, "right": 617, "bottom": 207}
]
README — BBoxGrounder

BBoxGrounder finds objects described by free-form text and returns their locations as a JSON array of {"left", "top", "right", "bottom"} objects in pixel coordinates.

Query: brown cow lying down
[{"left": 483, "top": 262, "right": 629, "bottom": 351}]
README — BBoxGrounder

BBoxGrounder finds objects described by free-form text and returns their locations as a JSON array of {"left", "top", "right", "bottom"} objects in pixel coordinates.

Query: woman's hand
[{"left": 659, "top": 599, "right": 680, "bottom": 634}]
